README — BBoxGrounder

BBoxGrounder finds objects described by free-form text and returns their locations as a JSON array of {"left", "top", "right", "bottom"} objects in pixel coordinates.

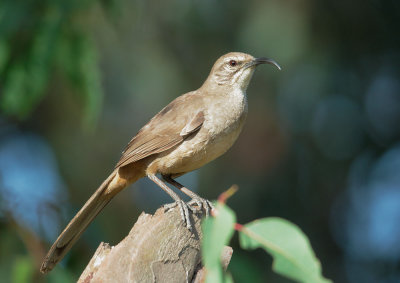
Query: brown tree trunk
[{"left": 78, "top": 206, "right": 232, "bottom": 283}]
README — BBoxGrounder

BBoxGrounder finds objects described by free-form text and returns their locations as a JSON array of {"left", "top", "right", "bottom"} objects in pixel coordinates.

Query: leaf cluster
[{"left": 202, "top": 196, "right": 332, "bottom": 283}]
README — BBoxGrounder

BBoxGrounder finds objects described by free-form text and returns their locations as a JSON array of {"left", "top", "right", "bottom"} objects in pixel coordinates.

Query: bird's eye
[{"left": 229, "top": 60, "right": 237, "bottom": 67}]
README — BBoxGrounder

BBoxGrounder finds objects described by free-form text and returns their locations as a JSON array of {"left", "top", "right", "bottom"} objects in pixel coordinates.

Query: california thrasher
[{"left": 40, "top": 52, "right": 280, "bottom": 273}]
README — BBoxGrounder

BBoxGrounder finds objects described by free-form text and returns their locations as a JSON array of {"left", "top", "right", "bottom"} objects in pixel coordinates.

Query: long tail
[{"left": 40, "top": 169, "right": 127, "bottom": 273}]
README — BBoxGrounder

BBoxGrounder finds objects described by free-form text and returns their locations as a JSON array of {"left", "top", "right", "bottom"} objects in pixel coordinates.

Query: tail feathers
[{"left": 40, "top": 170, "right": 118, "bottom": 274}]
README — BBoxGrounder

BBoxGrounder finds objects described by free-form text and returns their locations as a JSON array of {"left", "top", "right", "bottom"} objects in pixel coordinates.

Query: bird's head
[{"left": 204, "top": 52, "right": 281, "bottom": 91}]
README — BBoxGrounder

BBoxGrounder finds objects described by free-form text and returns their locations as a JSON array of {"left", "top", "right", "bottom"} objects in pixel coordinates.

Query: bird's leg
[
  {"left": 162, "top": 174, "right": 213, "bottom": 217},
  {"left": 147, "top": 174, "right": 192, "bottom": 230}
]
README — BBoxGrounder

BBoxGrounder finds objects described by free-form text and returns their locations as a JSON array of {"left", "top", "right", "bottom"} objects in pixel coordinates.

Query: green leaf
[
  {"left": 239, "top": 217, "right": 331, "bottom": 283},
  {"left": 202, "top": 202, "right": 236, "bottom": 283}
]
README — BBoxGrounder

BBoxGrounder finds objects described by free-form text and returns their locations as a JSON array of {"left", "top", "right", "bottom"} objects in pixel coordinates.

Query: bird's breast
[
  {"left": 151, "top": 89, "right": 248, "bottom": 175},
  {"left": 203, "top": 89, "right": 248, "bottom": 137}
]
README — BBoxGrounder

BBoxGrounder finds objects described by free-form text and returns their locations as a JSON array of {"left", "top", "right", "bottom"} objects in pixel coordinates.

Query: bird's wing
[
  {"left": 180, "top": 111, "right": 205, "bottom": 136},
  {"left": 115, "top": 93, "right": 204, "bottom": 168}
]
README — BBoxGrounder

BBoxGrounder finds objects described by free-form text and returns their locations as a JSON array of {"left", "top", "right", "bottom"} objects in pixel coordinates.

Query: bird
[{"left": 40, "top": 52, "right": 281, "bottom": 273}]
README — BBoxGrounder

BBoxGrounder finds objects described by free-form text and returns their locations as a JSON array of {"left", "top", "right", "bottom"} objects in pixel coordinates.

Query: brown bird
[{"left": 40, "top": 52, "right": 280, "bottom": 273}]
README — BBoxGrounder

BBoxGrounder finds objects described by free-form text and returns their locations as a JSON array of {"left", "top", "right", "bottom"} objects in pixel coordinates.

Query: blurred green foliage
[
  {"left": 0, "top": 0, "right": 109, "bottom": 126},
  {"left": 0, "top": 222, "right": 74, "bottom": 283},
  {"left": 228, "top": 252, "right": 265, "bottom": 283},
  {"left": 12, "top": 256, "right": 34, "bottom": 283}
]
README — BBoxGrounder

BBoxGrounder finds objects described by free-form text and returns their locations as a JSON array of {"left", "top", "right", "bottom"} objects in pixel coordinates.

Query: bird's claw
[
  {"left": 163, "top": 197, "right": 213, "bottom": 230},
  {"left": 163, "top": 202, "right": 177, "bottom": 211},
  {"left": 187, "top": 197, "right": 213, "bottom": 217},
  {"left": 163, "top": 200, "right": 192, "bottom": 230}
]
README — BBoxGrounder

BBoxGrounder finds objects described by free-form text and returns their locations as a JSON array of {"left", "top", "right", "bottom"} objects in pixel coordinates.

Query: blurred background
[{"left": 0, "top": 0, "right": 399, "bottom": 282}]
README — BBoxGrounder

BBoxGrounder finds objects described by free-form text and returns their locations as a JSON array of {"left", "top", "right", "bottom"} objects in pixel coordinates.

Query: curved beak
[{"left": 253, "top": 57, "right": 281, "bottom": 70}]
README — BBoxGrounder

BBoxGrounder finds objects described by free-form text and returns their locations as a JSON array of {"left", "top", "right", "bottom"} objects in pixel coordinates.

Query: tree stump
[{"left": 78, "top": 206, "right": 232, "bottom": 282}]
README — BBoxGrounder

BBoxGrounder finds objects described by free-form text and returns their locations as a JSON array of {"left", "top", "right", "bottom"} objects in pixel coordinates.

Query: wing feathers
[
  {"left": 115, "top": 93, "right": 205, "bottom": 168},
  {"left": 180, "top": 111, "right": 204, "bottom": 137}
]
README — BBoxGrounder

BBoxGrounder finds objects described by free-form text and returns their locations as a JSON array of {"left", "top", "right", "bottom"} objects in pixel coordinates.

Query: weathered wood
[{"left": 78, "top": 206, "right": 232, "bottom": 282}]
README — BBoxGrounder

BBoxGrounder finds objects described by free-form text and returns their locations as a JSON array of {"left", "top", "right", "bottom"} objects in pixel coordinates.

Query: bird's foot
[
  {"left": 163, "top": 200, "right": 192, "bottom": 230},
  {"left": 187, "top": 197, "right": 214, "bottom": 217}
]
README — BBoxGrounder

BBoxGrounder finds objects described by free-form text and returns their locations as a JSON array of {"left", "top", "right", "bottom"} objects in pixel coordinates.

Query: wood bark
[{"left": 78, "top": 206, "right": 232, "bottom": 283}]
